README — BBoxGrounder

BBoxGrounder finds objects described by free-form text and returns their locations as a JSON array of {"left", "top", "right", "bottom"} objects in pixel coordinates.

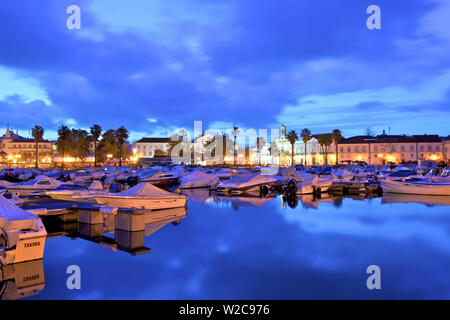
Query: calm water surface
[{"left": 26, "top": 191, "right": 450, "bottom": 299}]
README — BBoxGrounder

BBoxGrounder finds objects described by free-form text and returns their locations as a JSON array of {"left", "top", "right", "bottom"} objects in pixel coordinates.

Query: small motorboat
[
  {"left": 140, "top": 171, "right": 180, "bottom": 188},
  {"left": 5, "top": 175, "right": 64, "bottom": 196},
  {"left": 0, "top": 194, "right": 47, "bottom": 265},
  {"left": 285, "top": 175, "right": 318, "bottom": 195},
  {"left": 285, "top": 174, "right": 333, "bottom": 195},
  {"left": 216, "top": 173, "right": 276, "bottom": 195},
  {"left": 92, "top": 183, "right": 187, "bottom": 210},
  {"left": 179, "top": 170, "right": 219, "bottom": 189},
  {"left": 381, "top": 179, "right": 450, "bottom": 196},
  {"left": 46, "top": 180, "right": 105, "bottom": 201}
]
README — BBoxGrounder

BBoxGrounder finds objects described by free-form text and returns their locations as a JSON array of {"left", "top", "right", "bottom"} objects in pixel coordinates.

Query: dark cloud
[{"left": 0, "top": 0, "right": 448, "bottom": 137}]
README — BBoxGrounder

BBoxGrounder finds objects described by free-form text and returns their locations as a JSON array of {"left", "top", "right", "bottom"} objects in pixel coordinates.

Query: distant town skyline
[{"left": 0, "top": 1, "right": 449, "bottom": 141}]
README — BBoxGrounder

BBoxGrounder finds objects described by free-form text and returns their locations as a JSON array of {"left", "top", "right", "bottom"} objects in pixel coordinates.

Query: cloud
[
  {"left": 276, "top": 71, "right": 450, "bottom": 136},
  {"left": 0, "top": 0, "right": 448, "bottom": 140}
]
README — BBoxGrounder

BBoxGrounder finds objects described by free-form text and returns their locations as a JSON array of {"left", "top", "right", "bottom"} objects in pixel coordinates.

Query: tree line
[
  {"left": 56, "top": 124, "right": 130, "bottom": 168},
  {"left": 27, "top": 124, "right": 130, "bottom": 169}
]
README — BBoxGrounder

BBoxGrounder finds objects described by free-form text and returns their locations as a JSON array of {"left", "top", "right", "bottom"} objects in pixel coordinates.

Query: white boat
[
  {"left": 286, "top": 175, "right": 317, "bottom": 195},
  {"left": 332, "top": 169, "right": 354, "bottom": 182},
  {"left": 381, "top": 179, "right": 450, "bottom": 196},
  {"left": 0, "top": 194, "right": 47, "bottom": 265},
  {"left": 140, "top": 171, "right": 180, "bottom": 187},
  {"left": 216, "top": 174, "right": 276, "bottom": 195},
  {"left": 92, "top": 183, "right": 187, "bottom": 210},
  {"left": 46, "top": 180, "right": 105, "bottom": 201},
  {"left": 5, "top": 175, "right": 63, "bottom": 196},
  {"left": 286, "top": 174, "right": 333, "bottom": 195},
  {"left": 179, "top": 170, "right": 219, "bottom": 189}
]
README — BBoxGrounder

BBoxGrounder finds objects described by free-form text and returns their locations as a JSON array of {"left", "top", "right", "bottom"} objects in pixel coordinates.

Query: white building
[{"left": 133, "top": 138, "right": 173, "bottom": 159}]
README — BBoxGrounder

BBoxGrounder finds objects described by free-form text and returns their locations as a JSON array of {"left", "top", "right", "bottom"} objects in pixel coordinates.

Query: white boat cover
[
  {"left": 180, "top": 170, "right": 218, "bottom": 188},
  {"left": 15, "top": 175, "right": 63, "bottom": 187},
  {"left": 0, "top": 180, "right": 14, "bottom": 187},
  {"left": 218, "top": 174, "right": 275, "bottom": 188},
  {"left": 114, "top": 183, "right": 182, "bottom": 198},
  {"left": 0, "top": 194, "right": 39, "bottom": 230},
  {"left": 89, "top": 180, "right": 103, "bottom": 190}
]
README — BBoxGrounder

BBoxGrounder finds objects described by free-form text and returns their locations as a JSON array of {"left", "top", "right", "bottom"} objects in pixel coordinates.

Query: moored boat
[
  {"left": 381, "top": 179, "right": 450, "bottom": 196},
  {"left": 5, "top": 175, "right": 64, "bottom": 196},
  {"left": 216, "top": 173, "right": 276, "bottom": 195},
  {"left": 0, "top": 194, "right": 47, "bottom": 265},
  {"left": 92, "top": 182, "right": 187, "bottom": 210}
]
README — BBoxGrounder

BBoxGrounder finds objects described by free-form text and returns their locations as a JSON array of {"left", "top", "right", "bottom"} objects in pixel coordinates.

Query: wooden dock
[{"left": 328, "top": 181, "right": 382, "bottom": 196}]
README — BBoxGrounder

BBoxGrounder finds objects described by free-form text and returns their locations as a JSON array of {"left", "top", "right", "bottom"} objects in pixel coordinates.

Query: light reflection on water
[{"left": 6, "top": 191, "right": 450, "bottom": 300}]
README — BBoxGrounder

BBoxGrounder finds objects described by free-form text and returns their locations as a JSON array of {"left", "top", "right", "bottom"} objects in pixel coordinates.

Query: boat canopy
[
  {"left": 115, "top": 183, "right": 180, "bottom": 197},
  {"left": 0, "top": 194, "right": 40, "bottom": 230},
  {"left": 14, "top": 175, "right": 63, "bottom": 187},
  {"left": 89, "top": 180, "right": 103, "bottom": 190},
  {"left": 180, "top": 170, "right": 216, "bottom": 184}
]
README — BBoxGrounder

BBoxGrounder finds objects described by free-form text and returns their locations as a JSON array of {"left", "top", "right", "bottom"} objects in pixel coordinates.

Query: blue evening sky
[{"left": 0, "top": 0, "right": 448, "bottom": 141}]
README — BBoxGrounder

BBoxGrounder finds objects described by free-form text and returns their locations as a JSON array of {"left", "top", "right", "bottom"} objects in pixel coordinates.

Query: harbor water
[{"left": 22, "top": 191, "right": 450, "bottom": 300}]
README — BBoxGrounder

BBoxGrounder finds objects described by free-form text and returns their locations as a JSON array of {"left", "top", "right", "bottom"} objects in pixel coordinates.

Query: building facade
[
  {"left": 133, "top": 138, "right": 173, "bottom": 159},
  {"left": 338, "top": 133, "right": 445, "bottom": 165},
  {"left": 0, "top": 128, "right": 54, "bottom": 166},
  {"left": 259, "top": 126, "right": 337, "bottom": 166}
]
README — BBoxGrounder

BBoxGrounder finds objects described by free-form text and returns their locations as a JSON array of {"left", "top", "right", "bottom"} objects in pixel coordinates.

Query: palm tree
[
  {"left": 115, "top": 126, "right": 129, "bottom": 167},
  {"left": 331, "top": 129, "right": 343, "bottom": 165},
  {"left": 57, "top": 125, "right": 71, "bottom": 170},
  {"left": 317, "top": 134, "right": 333, "bottom": 165},
  {"left": 31, "top": 125, "right": 44, "bottom": 168},
  {"left": 300, "top": 128, "right": 312, "bottom": 166},
  {"left": 286, "top": 130, "right": 298, "bottom": 166},
  {"left": 231, "top": 126, "right": 240, "bottom": 166},
  {"left": 90, "top": 124, "right": 102, "bottom": 167}
]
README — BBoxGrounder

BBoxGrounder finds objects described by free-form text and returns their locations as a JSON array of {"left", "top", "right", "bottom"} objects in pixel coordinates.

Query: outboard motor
[
  {"left": 109, "top": 182, "right": 123, "bottom": 193},
  {"left": 170, "top": 186, "right": 181, "bottom": 194},
  {"left": 284, "top": 179, "right": 298, "bottom": 195}
]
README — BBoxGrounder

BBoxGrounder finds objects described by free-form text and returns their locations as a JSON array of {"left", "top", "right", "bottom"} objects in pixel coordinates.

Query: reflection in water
[
  {"left": 182, "top": 188, "right": 278, "bottom": 209},
  {"left": 3, "top": 207, "right": 187, "bottom": 300},
  {"left": 382, "top": 194, "right": 450, "bottom": 206},
  {"left": 13, "top": 189, "right": 450, "bottom": 300},
  {"left": 75, "top": 207, "right": 187, "bottom": 256},
  {"left": 282, "top": 193, "right": 344, "bottom": 210},
  {"left": 0, "top": 259, "right": 45, "bottom": 300}
]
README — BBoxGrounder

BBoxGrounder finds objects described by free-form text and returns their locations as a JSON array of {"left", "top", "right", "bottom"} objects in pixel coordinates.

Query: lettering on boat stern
[{"left": 24, "top": 241, "right": 41, "bottom": 248}]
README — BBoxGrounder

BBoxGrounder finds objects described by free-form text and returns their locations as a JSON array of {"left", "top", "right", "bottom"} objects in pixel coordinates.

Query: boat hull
[
  {"left": 93, "top": 196, "right": 187, "bottom": 210},
  {"left": 381, "top": 180, "right": 450, "bottom": 196},
  {"left": 5, "top": 187, "right": 58, "bottom": 196}
]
